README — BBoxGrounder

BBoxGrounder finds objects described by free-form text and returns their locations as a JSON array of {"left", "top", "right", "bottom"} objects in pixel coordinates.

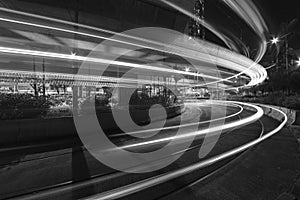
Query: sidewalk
[{"left": 161, "top": 124, "right": 300, "bottom": 200}]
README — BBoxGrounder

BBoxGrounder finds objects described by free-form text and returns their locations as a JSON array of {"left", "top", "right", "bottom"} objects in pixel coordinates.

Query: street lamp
[
  {"left": 268, "top": 37, "right": 280, "bottom": 71},
  {"left": 269, "top": 35, "right": 289, "bottom": 72},
  {"left": 296, "top": 58, "right": 300, "bottom": 67},
  {"left": 71, "top": 51, "right": 77, "bottom": 58},
  {"left": 271, "top": 37, "right": 279, "bottom": 44},
  {"left": 271, "top": 33, "right": 293, "bottom": 72}
]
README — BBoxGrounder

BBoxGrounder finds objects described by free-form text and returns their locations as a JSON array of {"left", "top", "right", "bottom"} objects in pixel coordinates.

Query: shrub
[
  {"left": 0, "top": 93, "right": 52, "bottom": 120},
  {"left": 79, "top": 94, "right": 111, "bottom": 115},
  {"left": 47, "top": 95, "right": 73, "bottom": 107},
  {"left": 282, "top": 96, "right": 300, "bottom": 110},
  {"left": 46, "top": 103, "right": 73, "bottom": 117},
  {"left": 129, "top": 90, "right": 178, "bottom": 107},
  {"left": 230, "top": 94, "right": 300, "bottom": 110}
]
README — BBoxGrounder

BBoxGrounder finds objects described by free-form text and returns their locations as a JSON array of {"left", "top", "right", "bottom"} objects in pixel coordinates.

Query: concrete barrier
[
  {"left": 230, "top": 102, "right": 294, "bottom": 126},
  {"left": 0, "top": 105, "right": 183, "bottom": 147},
  {"left": 258, "top": 105, "right": 295, "bottom": 126},
  {"left": 293, "top": 110, "right": 300, "bottom": 126}
]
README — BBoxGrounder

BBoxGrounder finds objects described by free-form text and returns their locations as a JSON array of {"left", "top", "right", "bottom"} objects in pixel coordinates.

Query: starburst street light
[
  {"left": 271, "top": 37, "right": 279, "bottom": 44},
  {"left": 296, "top": 58, "right": 300, "bottom": 67},
  {"left": 71, "top": 51, "right": 76, "bottom": 59},
  {"left": 185, "top": 67, "right": 190, "bottom": 72}
]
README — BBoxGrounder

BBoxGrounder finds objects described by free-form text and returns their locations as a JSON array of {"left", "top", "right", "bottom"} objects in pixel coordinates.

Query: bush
[
  {"left": 46, "top": 103, "right": 73, "bottom": 117},
  {"left": 47, "top": 95, "right": 72, "bottom": 107},
  {"left": 129, "top": 90, "right": 178, "bottom": 107},
  {"left": 0, "top": 93, "right": 52, "bottom": 120},
  {"left": 230, "top": 94, "right": 300, "bottom": 110},
  {"left": 95, "top": 95, "right": 110, "bottom": 107},
  {"left": 79, "top": 94, "right": 111, "bottom": 115},
  {"left": 282, "top": 96, "right": 300, "bottom": 110}
]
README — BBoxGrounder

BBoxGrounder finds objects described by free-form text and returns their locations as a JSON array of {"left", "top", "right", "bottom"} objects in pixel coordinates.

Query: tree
[
  {"left": 289, "top": 71, "right": 300, "bottom": 93},
  {"left": 188, "top": 0, "right": 205, "bottom": 40}
]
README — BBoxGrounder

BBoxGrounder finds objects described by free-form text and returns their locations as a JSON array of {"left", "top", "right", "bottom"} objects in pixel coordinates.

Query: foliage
[
  {"left": 0, "top": 93, "right": 52, "bottom": 120},
  {"left": 46, "top": 103, "right": 73, "bottom": 117},
  {"left": 129, "top": 90, "right": 178, "bottom": 107},
  {"left": 230, "top": 94, "right": 300, "bottom": 110},
  {"left": 282, "top": 96, "right": 300, "bottom": 110},
  {"left": 47, "top": 95, "right": 73, "bottom": 107},
  {"left": 80, "top": 94, "right": 111, "bottom": 115}
]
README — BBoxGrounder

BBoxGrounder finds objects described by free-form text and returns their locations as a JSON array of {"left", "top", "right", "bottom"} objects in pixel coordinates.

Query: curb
[{"left": 276, "top": 193, "right": 297, "bottom": 200}]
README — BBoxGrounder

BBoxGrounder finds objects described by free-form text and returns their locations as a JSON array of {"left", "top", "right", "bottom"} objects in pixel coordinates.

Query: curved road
[{"left": 0, "top": 101, "right": 287, "bottom": 200}]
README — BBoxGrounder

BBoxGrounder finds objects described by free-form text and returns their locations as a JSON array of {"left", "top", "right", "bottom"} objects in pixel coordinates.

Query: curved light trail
[
  {"left": 221, "top": 0, "right": 269, "bottom": 63},
  {"left": 6, "top": 102, "right": 287, "bottom": 200},
  {"left": 0, "top": 2, "right": 289, "bottom": 200},
  {"left": 111, "top": 102, "right": 244, "bottom": 138},
  {"left": 0, "top": 6, "right": 267, "bottom": 89},
  {"left": 156, "top": 0, "right": 268, "bottom": 89},
  {"left": 107, "top": 102, "right": 258, "bottom": 150},
  {"left": 82, "top": 102, "right": 287, "bottom": 200}
]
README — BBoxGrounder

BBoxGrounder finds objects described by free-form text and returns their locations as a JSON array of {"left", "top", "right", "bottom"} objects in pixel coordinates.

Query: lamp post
[
  {"left": 270, "top": 36, "right": 280, "bottom": 71},
  {"left": 269, "top": 33, "right": 291, "bottom": 72},
  {"left": 271, "top": 37, "right": 279, "bottom": 45}
]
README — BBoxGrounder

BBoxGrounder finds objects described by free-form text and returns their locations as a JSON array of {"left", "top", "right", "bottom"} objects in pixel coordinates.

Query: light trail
[
  {"left": 0, "top": 41, "right": 265, "bottom": 86},
  {"left": 4, "top": 103, "right": 287, "bottom": 200},
  {"left": 160, "top": 0, "right": 268, "bottom": 63},
  {"left": 0, "top": 3, "right": 287, "bottom": 200},
  {"left": 110, "top": 102, "right": 244, "bottom": 138},
  {"left": 103, "top": 101, "right": 260, "bottom": 152},
  {"left": 158, "top": 0, "right": 235, "bottom": 50},
  {"left": 157, "top": 0, "right": 268, "bottom": 87},
  {"left": 0, "top": 9, "right": 267, "bottom": 88},
  {"left": 82, "top": 103, "right": 287, "bottom": 200},
  {"left": 0, "top": 32, "right": 250, "bottom": 85},
  {"left": 0, "top": 46, "right": 224, "bottom": 81},
  {"left": 0, "top": 69, "right": 196, "bottom": 88},
  {"left": 0, "top": 43, "right": 266, "bottom": 87},
  {"left": 221, "top": 0, "right": 268, "bottom": 63}
]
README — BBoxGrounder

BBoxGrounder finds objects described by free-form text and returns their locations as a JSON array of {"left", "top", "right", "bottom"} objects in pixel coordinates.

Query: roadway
[
  {"left": 159, "top": 121, "right": 300, "bottom": 200},
  {"left": 0, "top": 101, "right": 286, "bottom": 200}
]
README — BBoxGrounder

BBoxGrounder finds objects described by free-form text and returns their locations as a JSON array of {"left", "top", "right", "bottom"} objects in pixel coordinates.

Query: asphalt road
[
  {"left": 158, "top": 123, "right": 300, "bottom": 200},
  {"left": 0, "top": 102, "right": 282, "bottom": 200}
]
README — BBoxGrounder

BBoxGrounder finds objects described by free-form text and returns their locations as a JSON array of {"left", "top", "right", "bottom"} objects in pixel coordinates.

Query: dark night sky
[{"left": 253, "top": 0, "right": 300, "bottom": 49}]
